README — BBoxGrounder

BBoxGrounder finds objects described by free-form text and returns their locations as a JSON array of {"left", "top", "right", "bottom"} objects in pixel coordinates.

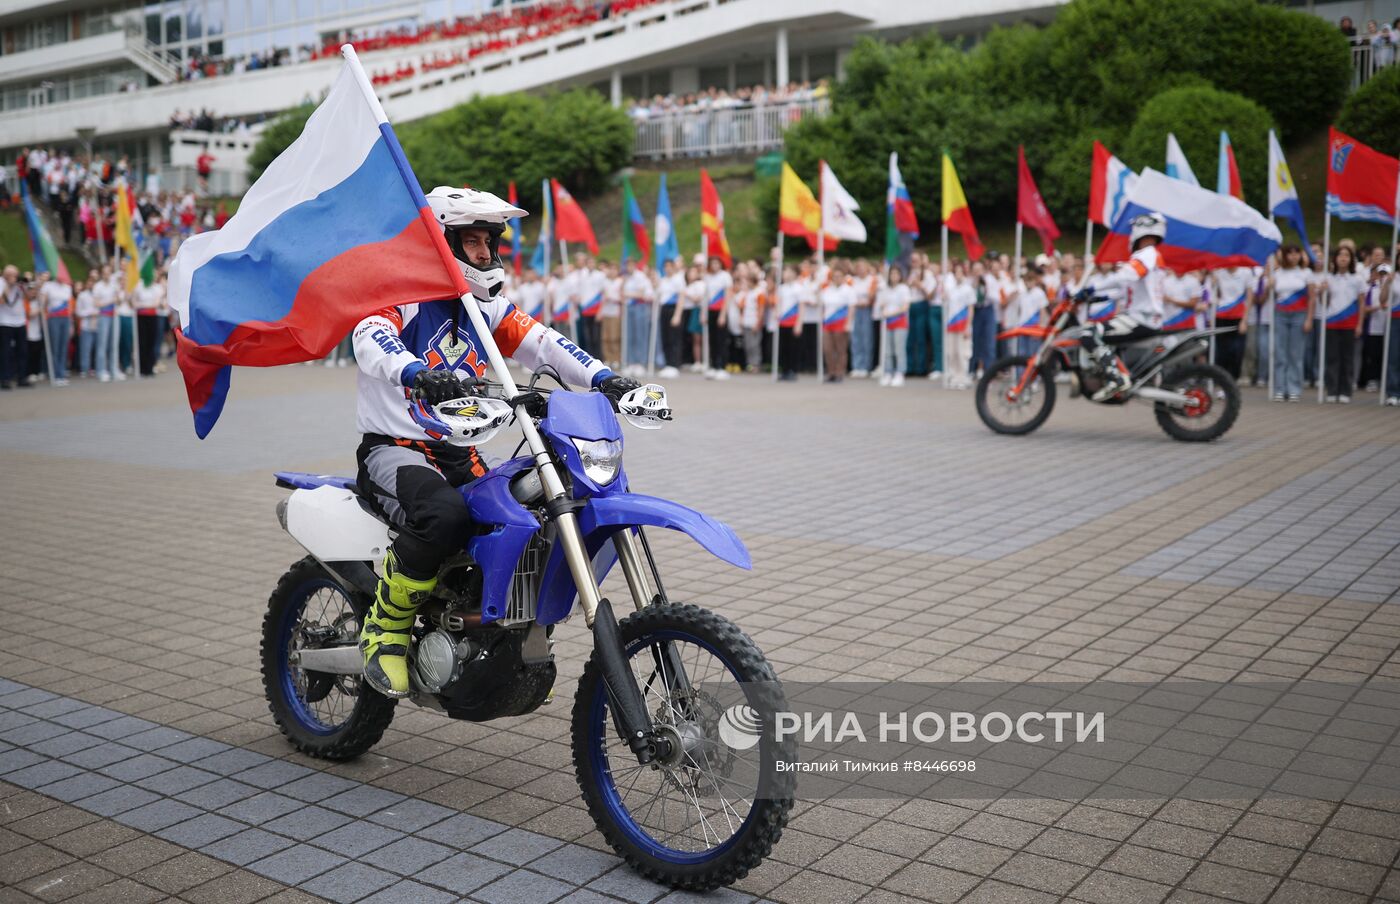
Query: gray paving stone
[
  {"left": 49, "top": 706, "right": 123, "bottom": 730},
  {"left": 78, "top": 783, "right": 163, "bottom": 817},
  {"left": 1, "top": 720, "right": 69, "bottom": 745},
  {"left": 231, "top": 758, "right": 314, "bottom": 789},
  {"left": 84, "top": 715, "right": 160, "bottom": 741},
  {"left": 155, "top": 812, "right": 245, "bottom": 848},
  {"left": 362, "top": 879, "right": 460, "bottom": 904},
  {"left": 475, "top": 868, "right": 575, "bottom": 904},
  {"left": 38, "top": 772, "right": 122, "bottom": 803},
  {"left": 529, "top": 846, "right": 622, "bottom": 884},
  {"left": 246, "top": 842, "right": 347, "bottom": 885},
  {"left": 20, "top": 697, "right": 89, "bottom": 718},
  {"left": 59, "top": 742, "right": 140, "bottom": 770},
  {"left": 367, "top": 798, "right": 456, "bottom": 833},
  {"left": 200, "top": 827, "right": 296, "bottom": 866},
  {"left": 320, "top": 785, "right": 407, "bottom": 817},
  {"left": 26, "top": 731, "right": 104, "bottom": 759},
  {"left": 191, "top": 747, "right": 272, "bottom": 776},
  {"left": 7, "top": 759, "right": 84, "bottom": 788},
  {"left": 470, "top": 827, "right": 565, "bottom": 866},
  {"left": 118, "top": 725, "right": 190, "bottom": 752},
  {"left": 586, "top": 866, "right": 672, "bottom": 904},
  {"left": 363, "top": 835, "right": 456, "bottom": 874},
  {"left": 301, "top": 860, "right": 400, "bottom": 904},
  {"left": 261, "top": 804, "right": 353, "bottom": 840},
  {"left": 217, "top": 791, "right": 304, "bottom": 825},
  {"left": 0, "top": 747, "right": 47, "bottom": 775},
  {"left": 417, "top": 852, "right": 513, "bottom": 895},
  {"left": 0, "top": 710, "right": 36, "bottom": 731},
  {"left": 275, "top": 770, "right": 360, "bottom": 803},
  {"left": 0, "top": 687, "right": 57, "bottom": 708},
  {"left": 174, "top": 777, "right": 260, "bottom": 810},
  {"left": 418, "top": 812, "right": 501, "bottom": 848},
  {"left": 113, "top": 798, "right": 203, "bottom": 832},
  {"left": 98, "top": 753, "right": 178, "bottom": 783},
  {"left": 312, "top": 821, "right": 407, "bottom": 859},
  {"left": 156, "top": 737, "right": 230, "bottom": 764}
]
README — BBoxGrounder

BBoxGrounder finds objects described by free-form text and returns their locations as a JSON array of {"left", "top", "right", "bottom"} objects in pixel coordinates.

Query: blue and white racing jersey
[{"left": 353, "top": 294, "right": 611, "bottom": 439}]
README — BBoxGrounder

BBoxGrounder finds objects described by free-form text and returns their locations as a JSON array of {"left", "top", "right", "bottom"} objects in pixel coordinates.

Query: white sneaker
[
  {"left": 54, "top": 378, "right": 70, "bottom": 387},
  {"left": 1386, "top": 397, "right": 1399, "bottom": 406},
  {"left": 709, "top": 369, "right": 729, "bottom": 381},
  {"left": 891, "top": 373, "right": 904, "bottom": 387},
  {"left": 848, "top": 369, "right": 868, "bottom": 379},
  {"left": 324, "top": 359, "right": 336, "bottom": 367},
  {"left": 928, "top": 370, "right": 943, "bottom": 379},
  {"left": 878, "top": 373, "right": 891, "bottom": 386},
  {"left": 1339, "top": 395, "right": 1351, "bottom": 404},
  {"left": 114, "top": 371, "right": 127, "bottom": 381},
  {"left": 98, "top": 373, "right": 111, "bottom": 383},
  {"left": 1325, "top": 395, "right": 1338, "bottom": 403},
  {"left": 1271, "top": 393, "right": 1284, "bottom": 401},
  {"left": 659, "top": 366, "right": 679, "bottom": 378}
]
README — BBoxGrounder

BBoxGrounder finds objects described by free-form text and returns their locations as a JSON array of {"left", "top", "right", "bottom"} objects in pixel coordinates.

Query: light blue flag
[
  {"left": 654, "top": 172, "right": 681, "bottom": 275},
  {"left": 1166, "top": 133, "right": 1200, "bottom": 186}
]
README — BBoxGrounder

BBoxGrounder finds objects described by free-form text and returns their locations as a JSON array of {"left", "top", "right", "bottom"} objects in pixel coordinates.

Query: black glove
[
  {"left": 412, "top": 369, "right": 464, "bottom": 406},
  {"left": 597, "top": 374, "right": 640, "bottom": 409}
]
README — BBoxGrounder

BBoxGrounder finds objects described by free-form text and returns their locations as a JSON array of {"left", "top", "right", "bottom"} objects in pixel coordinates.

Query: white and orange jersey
[
  {"left": 352, "top": 295, "right": 610, "bottom": 440},
  {"left": 1099, "top": 244, "right": 1165, "bottom": 328}
]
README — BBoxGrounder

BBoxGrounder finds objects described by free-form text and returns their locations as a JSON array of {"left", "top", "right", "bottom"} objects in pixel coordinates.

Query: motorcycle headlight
[{"left": 572, "top": 437, "right": 623, "bottom": 486}]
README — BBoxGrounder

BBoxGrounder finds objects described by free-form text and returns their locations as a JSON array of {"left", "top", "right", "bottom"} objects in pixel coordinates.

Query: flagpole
[
  {"left": 1013, "top": 222, "right": 1023, "bottom": 284},
  {"left": 700, "top": 232, "right": 710, "bottom": 376},
  {"left": 1382, "top": 172, "right": 1399, "bottom": 406},
  {"left": 1084, "top": 219, "right": 1093, "bottom": 265},
  {"left": 816, "top": 160, "right": 825, "bottom": 385},
  {"left": 941, "top": 223, "right": 950, "bottom": 389},
  {"left": 39, "top": 299, "right": 55, "bottom": 385},
  {"left": 541, "top": 178, "right": 553, "bottom": 329},
  {"left": 112, "top": 244, "right": 122, "bottom": 377},
  {"left": 1267, "top": 216, "right": 1276, "bottom": 401},
  {"left": 1208, "top": 274, "right": 1217, "bottom": 366},
  {"left": 1318, "top": 211, "right": 1330, "bottom": 404},
  {"left": 772, "top": 232, "right": 783, "bottom": 382}
]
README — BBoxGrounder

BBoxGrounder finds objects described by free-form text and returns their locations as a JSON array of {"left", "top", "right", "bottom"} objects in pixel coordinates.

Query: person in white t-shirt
[
  {"left": 600, "top": 260, "right": 623, "bottom": 367},
  {"left": 875, "top": 267, "right": 911, "bottom": 386},
  {"left": 38, "top": 273, "right": 74, "bottom": 386},
  {"left": 656, "top": 258, "right": 685, "bottom": 376},
  {"left": 848, "top": 259, "right": 878, "bottom": 378},
  {"left": 75, "top": 274, "right": 99, "bottom": 378},
  {"left": 702, "top": 259, "right": 732, "bottom": 376},
  {"left": 682, "top": 264, "right": 707, "bottom": 372},
  {"left": 621, "top": 262, "right": 654, "bottom": 375},
  {"left": 1079, "top": 212, "right": 1168, "bottom": 400},
  {"left": 740, "top": 268, "right": 765, "bottom": 372},
  {"left": 132, "top": 273, "right": 165, "bottom": 377},
  {"left": 1322, "top": 245, "right": 1367, "bottom": 401},
  {"left": 1360, "top": 262, "right": 1391, "bottom": 394},
  {"left": 0, "top": 265, "right": 29, "bottom": 389}
]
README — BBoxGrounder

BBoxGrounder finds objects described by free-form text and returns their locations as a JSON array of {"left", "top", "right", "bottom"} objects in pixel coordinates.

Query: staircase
[{"left": 123, "top": 25, "right": 180, "bottom": 85}]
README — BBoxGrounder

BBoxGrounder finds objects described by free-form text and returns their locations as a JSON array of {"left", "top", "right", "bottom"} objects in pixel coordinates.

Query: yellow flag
[
  {"left": 114, "top": 183, "right": 141, "bottom": 292},
  {"left": 941, "top": 153, "right": 984, "bottom": 260},
  {"left": 778, "top": 162, "right": 824, "bottom": 249}
]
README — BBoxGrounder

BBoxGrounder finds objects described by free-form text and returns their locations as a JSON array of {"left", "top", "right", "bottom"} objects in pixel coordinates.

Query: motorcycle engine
[{"left": 413, "top": 630, "right": 477, "bottom": 694}]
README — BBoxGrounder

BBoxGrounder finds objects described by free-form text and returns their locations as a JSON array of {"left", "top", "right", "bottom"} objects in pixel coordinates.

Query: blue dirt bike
[{"left": 260, "top": 373, "right": 793, "bottom": 890}]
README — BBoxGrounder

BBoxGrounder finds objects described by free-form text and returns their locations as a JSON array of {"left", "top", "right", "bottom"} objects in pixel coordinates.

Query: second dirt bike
[{"left": 976, "top": 292, "right": 1242, "bottom": 442}]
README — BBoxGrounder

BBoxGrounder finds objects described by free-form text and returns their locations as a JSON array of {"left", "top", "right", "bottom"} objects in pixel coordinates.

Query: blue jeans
[
  {"left": 78, "top": 328, "right": 96, "bottom": 374},
  {"left": 850, "top": 306, "right": 874, "bottom": 373},
  {"left": 1017, "top": 335, "right": 1039, "bottom": 358},
  {"left": 928, "top": 305, "right": 944, "bottom": 373},
  {"left": 1387, "top": 318, "right": 1400, "bottom": 398},
  {"left": 971, "top": 306, "right": 997, "bottom": 374},
  {"left": 625, "top": 303, "right": 650, "bottom": 367},
  {"left": 96, "top": 316, "right": 114, "bottom": 377},
  {"left": 47, "top": 317, "right": 71, "bottom": 380},
  {"left": 1272, "top": 311, "right": 1307, "bottom": 398},
  {"left": 907, "top": 301, "right": 930, "bottom": 374}
]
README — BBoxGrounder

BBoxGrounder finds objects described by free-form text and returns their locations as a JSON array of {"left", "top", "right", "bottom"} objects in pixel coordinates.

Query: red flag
[
  {"left": 699, "top": 169, "right": 732, "bottom": 267},
  {"left": 1326, "top": 127, "right": 1399, "bottom": 224},
  {"left": 1017, "top": 145, "right": 1060, "bottom": 254},
  {"left": 506, "top": 180, "right": 522, "bottom": 275},
  {"left": 551, "top": 179, "right": 599, "bottom": 254}
]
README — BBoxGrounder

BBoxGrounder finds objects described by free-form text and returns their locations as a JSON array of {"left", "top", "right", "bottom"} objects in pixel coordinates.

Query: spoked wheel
[
  {"left": 260, "top": 556, "right": 395, "bottom": 759},
  {"left": 975, "top": 355, "right": 1057, "bottom": 435},
  {"left": 572, "top": 603, "right": 794, "bottom": 891},
  {"left": 1153, "top": 362, "right": 1240, "bottom": 442}
]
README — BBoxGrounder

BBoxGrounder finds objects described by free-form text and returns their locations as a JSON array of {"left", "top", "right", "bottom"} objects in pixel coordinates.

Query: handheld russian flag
[
  {"left": 1216, "top": 132, "right": 1243, "bottom": 201},
  {"left": 620, "top": 176, "right": 651, "bottom": 267},
  {"left": 654, "top": 173, "right": 680, "bottom": 275},
  {"left": 530, "top": 177, "right": 552, "bottom": 274},
  {"left": 942, "top": 152, "right": 984, "bottom": 261},
  {"left": 1267, "top": 130, "right": 1315, "bottom": 264},
  {"left": 1088, "top": 141, "right": 1137, "bottom": 228},
  {"left": 1165, "top": 133, "right": 1200, "bottom": 186},
  {"left": 168, "top": 49, "right": 468, "bottom": 439},
  {"left": 505, "top": 181, "right": 522, "bottom": 276},
  {"left": 1096, "top": 169, "right": 1281, "bottom": 273},
  {"left": 885, "top": 152, "right": 919, "bottom": 263},
  {"left": 1325, "top": 127, "right": 1399, "bottom": 224},
  {"left": 551, "top": 179, "right": 599, "bottom": 255},
  {"left": 19, "top": 182, "right": 71, "bottom": 285}
]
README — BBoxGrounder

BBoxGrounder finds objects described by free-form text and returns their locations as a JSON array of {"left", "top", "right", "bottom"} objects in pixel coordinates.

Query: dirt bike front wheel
[
  {"left": 1153, "top": 362, "right": 1240, "bottom": 442},
  {"left": 260, "top": 556, "right": 395, "bottom": 760},
  {"left": 976, "top": 355, "right": 1057, "bottom": 435},
  {"left": 571, "top": 603, "right": 794, "bottom": 891}
]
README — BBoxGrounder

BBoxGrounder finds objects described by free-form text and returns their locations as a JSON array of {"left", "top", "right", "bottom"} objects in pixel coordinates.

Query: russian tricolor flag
[
  {"left": 169, "top": 50, "right": 465, "bottom": 438},
  {"left": 1096, "top": 169, "right": 1280, "bottom": 274}
]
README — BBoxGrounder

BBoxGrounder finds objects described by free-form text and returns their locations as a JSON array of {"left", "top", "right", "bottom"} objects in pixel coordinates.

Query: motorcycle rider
[
  {"left": 351, "top": 187, "right": 639, "bottom": 698},
  {"left": 1079, "top": 211, "right": 1168, "bottom": 400}
]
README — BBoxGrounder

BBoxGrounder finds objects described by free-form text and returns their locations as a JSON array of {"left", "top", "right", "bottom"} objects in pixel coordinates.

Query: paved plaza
[{"left": 2, "top": 367, "right": 1400, "bottom": 904}]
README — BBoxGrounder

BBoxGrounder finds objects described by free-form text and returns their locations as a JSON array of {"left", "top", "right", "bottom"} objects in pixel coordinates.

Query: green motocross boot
[{"left": 360, "top": 550, "right": 436, "bottom": 698}]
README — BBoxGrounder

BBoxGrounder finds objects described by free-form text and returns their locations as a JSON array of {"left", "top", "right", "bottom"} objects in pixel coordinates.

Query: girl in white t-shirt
[
  {"left": 1322, "top": 245, "right": 1367, "bottom": 402},
  {"left": 1265, "top": 245, "right": 1313, "bottom": 402},
  {"left": 75, "top": 274, "right": 99, "bottom": 378},
  {"left": 875, "top": 267, "right": 911, "bottom": 386}
]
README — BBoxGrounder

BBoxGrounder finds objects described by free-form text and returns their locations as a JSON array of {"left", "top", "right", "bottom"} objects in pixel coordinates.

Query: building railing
[
  {"left": 1348, "top": 34, "right": 1398, "bottom": 88},
  {"left": 632, "top": 97, "right": 830, "bottom": 160}
]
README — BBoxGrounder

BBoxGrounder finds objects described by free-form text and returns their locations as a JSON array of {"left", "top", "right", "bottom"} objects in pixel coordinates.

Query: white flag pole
[
  {"left": 1318, "top": 210, "right": 1330, "bottom": 404},
  {"left": 541, "top": 179, "right": 553, "bottom": 329},
  {"left": 699, "top": 232, "right": 711, "bottom": 375},
  {"left": 941, "top": 222, "right": 950, "bottom": 388},
  {"left": 1084, "top": 219, "right": 1093, "bottom": 264},
  {"left": 1382, "top": 169, "right": 1400, "bottom": 406},
  {"left": 772, "top": 232, "right": 783, "bottom": 382},
  {"left": 1267, "top": 217, "right": 1276, "bottom": 401},
  {"left": 816, "top": 161, "right": 826, "bottom": 385},
  {"left": 1208, "top": 273, "right": 1217, "bottom": 366},
  {"left": 646, "top": 268, "right": 659, "bottom": 378}
]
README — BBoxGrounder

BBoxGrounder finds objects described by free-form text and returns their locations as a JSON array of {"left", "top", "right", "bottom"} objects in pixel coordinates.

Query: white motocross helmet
[
  {"left": 1129, "top": 211, "right": 1167, "bottom": 249},
  {"left": 426, "top": 187, "right": 528, "bottom": 301}
]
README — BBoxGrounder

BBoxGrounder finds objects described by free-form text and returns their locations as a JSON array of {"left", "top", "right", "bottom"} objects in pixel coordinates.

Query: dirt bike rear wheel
[
  {"left": 1153, "top": 362, "right": 1240, "bottom": 442},
  {"left": 261, "top": 556, "right": 395, "bottom": 760},
  {"left": 976, "top": 355, "right": 1057, "bottom": 435}
]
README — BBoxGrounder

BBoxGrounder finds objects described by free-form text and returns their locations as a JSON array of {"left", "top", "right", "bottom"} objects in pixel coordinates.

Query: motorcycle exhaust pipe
[
  {"left": 289, "top": 646, "right": 364, "bottom": 674},
  {"left": 1134, "top": 386, "right": 1196, "bottom": 406}
]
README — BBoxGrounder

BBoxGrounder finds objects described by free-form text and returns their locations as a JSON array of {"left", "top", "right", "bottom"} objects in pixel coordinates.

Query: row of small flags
[{"left": 19, "top": 177, "right": 157, "bottom": 291}]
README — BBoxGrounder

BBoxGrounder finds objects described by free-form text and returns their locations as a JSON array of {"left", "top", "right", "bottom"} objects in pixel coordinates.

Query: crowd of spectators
[
  {"left": 625, "top": 80, "right": 829, "bottom": 121},
  {"left": 1339, "top": 16, "right": 1400, "bottom": 76}
]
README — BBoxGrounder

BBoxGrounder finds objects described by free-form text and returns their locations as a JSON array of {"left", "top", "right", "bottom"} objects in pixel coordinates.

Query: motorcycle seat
[{"left": 274, "top": 471, "right": 359, "bottom": 492}]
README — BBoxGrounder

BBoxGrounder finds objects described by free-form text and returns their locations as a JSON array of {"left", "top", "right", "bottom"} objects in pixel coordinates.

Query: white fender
[{"left": 282, "top": 485, "right": 391, "bottom": 562}]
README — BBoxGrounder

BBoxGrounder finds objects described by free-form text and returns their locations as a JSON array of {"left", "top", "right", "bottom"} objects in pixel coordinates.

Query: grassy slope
[{"left": 0, "top": 207, "right": 92, "bottom": 282}]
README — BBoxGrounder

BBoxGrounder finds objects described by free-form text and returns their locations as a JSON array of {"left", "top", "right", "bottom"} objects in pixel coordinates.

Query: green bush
[
  {"left": 1122, "top": 86, "right": 1276, "bottom": 207},
  {"left": 1046, "top": 0, "right": 1348, "bottom": 141},
  {"left": 246, "top": 103, "right": 315, "bottom": 183},
  {"left": 398, "top": 89, "right": 631, "bottom": 211},
  {"left": 1336, "top": 65, "right": 1400, "bottom": 157}
]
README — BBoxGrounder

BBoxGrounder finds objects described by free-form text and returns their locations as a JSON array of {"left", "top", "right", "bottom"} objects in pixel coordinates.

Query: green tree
[
  {"left": 246, "top": 103, "right": 315, "bottom": 183},
  {"left": 1336, "top": 65, "right": 1400, "bottom": 157},
  {"left": 1122, "top": 86, "right": 1277, "bottom": 208}
]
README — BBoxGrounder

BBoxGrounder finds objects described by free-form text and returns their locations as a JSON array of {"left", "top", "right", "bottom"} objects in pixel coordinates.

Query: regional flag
[
  {"left": 505, "top": 181, "right": 522, "bottom": 275},
  {"left": 19, "top": 182, "right": 71, "bottom": 285},
  {"left": 1216, "top": 132, "right": 1243, "bottom": 201},
  {"left": 886, "top": 152, "right": 919, "bottom": 263},
  {"left": 1326, "top": 127, "right": 1399, "bottom": 224},
  {"left": 654, "top": 172, "right": 681, "bottom": 275},
  {"left": 168, "top": 51, "right": 467, "bottom": 438},
  {"left": 1088, "top": 141, "right": 1137, "bottom": 227},
  {"left": 620, "top": 177, "right": 651, "bottom": 267},
  {"left": 779, "top": 162, "right": 827, "bottom": 251},
  {"left": 700, "top": 168, "right": 732, "bottom": 267},
  {"left": 551, "top": 179, "right": 599, "bottom": 254},
  {"left": 115, "top": 182, "right": 145, "bottom": 292},
  {"left": 1016, "top": 145, "right": 1060, "bottom": 254},
  {"left": 819, "top": 160, "right": 866, "bottom": 244},
  {"left": 530, "top": 177, "right": 552, "bottom": 274},
  {"left": 1166, "top": 133, "right": 1199, "bottom": 186},
  {"left": 942, "top": 153, "right": 984, "bottom": 261},
  {"left": 1267, "top": 130, "right": 1314, "bottom": 263}
]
